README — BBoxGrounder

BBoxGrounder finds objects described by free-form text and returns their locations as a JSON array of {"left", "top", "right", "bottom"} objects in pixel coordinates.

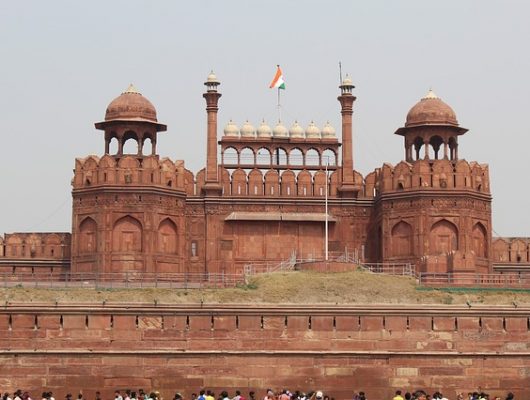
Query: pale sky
[{"left": 1, "top": 1, "right": 529, "bottom": 236}]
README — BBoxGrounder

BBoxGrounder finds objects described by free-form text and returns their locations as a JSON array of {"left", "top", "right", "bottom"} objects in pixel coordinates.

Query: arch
[
  {"left": 79, "top": 217, "right": 97, "bottom": 253},
  {"left": 510, "top": 239, "right": 528, "bottom": 263},
  {"left": 280, "top": 170, "right": 296, "bottom": 197},
  {"left": 142, "top": 137, "right": 153, "bottom": 156},
  {"left": 240, "top": 147, "right": 255, "bottom": 164},
  {"left": 306, "top": 148, "right": 320, "bottom": 166},
  {"left": 313, "top": 170, "right": 327, "bottom": 197},
  {"left": 413, "top": 136, "right": 424, "bottom": 161},
  {"left": 109, "top": 137, "right": 119, "bottom": 155},
  {"left": 264, "top": 169, "right": 280, "bottom": 196},
  {"left": 289, "top": 148, "right": 304, "bottom": 166},
  {"left": 256, "top": 147, "right": 271, "bottom": 165},
  {"left": 472, "top": 222, "right": 487, "bottom": 258},
  {"left": 112, "top": 215, "right": 142, "bottom": 252},
  {"left": 122, "top": 130, "right": 139, "bottom": 154},
  {"left": 157, "top": 218, "right": 178, "bottom": 254},
  {"left": 248, "top": 169, "right": 264, "bottom": 196},
  {"left": 322, "top": 148, "right": 337, "bottom": 166},
  {"left": 222, "top": 147, "right": 238, "bottom": 164},
  {"left": 231, "top": 169, "right": 247, "bottom": 195},
  {"left": 273, "top": 147, "right": 288, "bottom": 165},
  {"left": 391, "top": 221, "right": 413, "bottom": 257},
  {"left": 429, "top": 219, "right": 458, "bottom": 254},
  {"left": 448, "top": 137, "right": 458, "bottom": 160},
  {"left": 429, "top": 135, "right": 444, "bottom": 160},
  {"left": 297, "top": 170, "right": 312, "bottom": 196}
]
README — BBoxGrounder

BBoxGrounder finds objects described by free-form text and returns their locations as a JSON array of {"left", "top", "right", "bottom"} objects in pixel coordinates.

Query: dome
[
  {"left": 321, "top": 121, "right": 336, "bottom": 138},
  {"left": 273, "top": 121, "right": 288, "bottom": 138},
  {"left": 341, "top": 74, "right": 353, "bottom": 87},
  {"left": 240, "top": 120, "right": 255, "bottom": 137},
  {"left": 223, "top": 120, "right": 239, "bottom": 137},
  {"left": 405, "top": 89, "right": 458, "bottom": 128},
  {"left": 104, "top": 84, "right": 158, "bottom": 123},
  {"left": 257, "top": 120, "right": 272, "bottom": 138},
  {"left": 289, "top": 121, "right": 305, "bottom": 138},
  {"left": 305, "top": 121, "right": 321, "bottom": 139},
  {"left": 206, "top": 70, "right": 219, "bottom": 84}
]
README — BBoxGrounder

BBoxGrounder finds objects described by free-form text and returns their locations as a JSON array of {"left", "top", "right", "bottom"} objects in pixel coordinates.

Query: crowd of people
[{"left": 0, "top": 388, "right": 517, "bottom": 400}]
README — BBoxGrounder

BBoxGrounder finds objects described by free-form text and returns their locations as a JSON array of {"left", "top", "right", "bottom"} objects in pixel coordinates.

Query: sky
[{"left": 0, "top": 1, "right": 529, "bottom": 236}]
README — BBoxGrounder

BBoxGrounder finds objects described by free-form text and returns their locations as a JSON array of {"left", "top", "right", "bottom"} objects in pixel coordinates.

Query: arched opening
[
  {"left": 391, "top": 221, "right": 413, "bottom": 257},
  {"left": 157, "top": 218, "right": 178, "bottom": 254},
  {"left": 413, "top": 137, "right": 423, "bottom": 161},
  {"left": 256, "top": 148, "right": 271, "bottom": 165},
  {"left": 112, "top": 215, "right": 142, "bottom": 252},
  {"left": 222, "top": 147, "right": 238, "bottom": 164},
  {"left": 472, "top": 223, "right": 487, "bottom": 258},
  {"left": 240, "top": 147, "right": 255, "bottom": 164},
  {"left": 142, "top": 137, "right": 153, "bottom": 156},
  {"left": 429, "top": 136, "right": 444, "bottom": 160},
  {"left": 79, "top": 217, "right": 97, "bottom": 253},
  {"left": 289, "top": 148, "right": 304, "bottom": 166},
  {"left": 448, "top": 137, "right": 457, "bottom": 160},
  {"left": 273, "top": 148, "right": 288, "bottom": 165},
  {"left": 306, "top": 148, "right": 320, "bottom": 166},
  {"left": 430, "top": 219, "right": 458, "bottom": 254},
  {"left": 122, "top": 137, "right": 139, "bottom": 155},
  {"left": 109, "top": 137, "right": 119, "bottom": 155},
  {"left": 322, "top": 149, "right": 337, "bottom": 166}
]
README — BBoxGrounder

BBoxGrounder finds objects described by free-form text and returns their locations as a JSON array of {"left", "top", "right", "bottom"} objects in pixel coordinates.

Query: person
[
  {"left": 505, "top": 394, "right": 514, "bottom": 400},
  {"left": 198, "top": 391, "right": 206, "bottom": 400},
  {"left": 206, "top": 391, "right": 214, "bottom": 400},
  {"left": 115, "top": 392, "right": 123, "bottom": 400},
  {"left": 316, "top": 392, "right": 323, "bottom": 400},
  {"left": 394, "top": 391, "right": 404, "bottom": 400},
  {"left": 248, "top": 392, "right": 255, "bottom": 400},
  {"left": 95, "top": 392, "right": 102, "bottom": 400},
  {"left": 221, "top": 392, "right": 230, "bottom": 400},
  {"left": 233, "top": 391, "right": 244, "bottom": 400}
]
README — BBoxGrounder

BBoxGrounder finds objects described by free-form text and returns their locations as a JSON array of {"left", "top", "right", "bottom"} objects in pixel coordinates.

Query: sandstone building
[{"left": 0, "top": 73, "right": 523, "bottom": 276}]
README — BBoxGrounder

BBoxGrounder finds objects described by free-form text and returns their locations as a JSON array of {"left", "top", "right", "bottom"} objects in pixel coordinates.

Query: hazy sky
[{"left": 1, "top": 1, "right": 529, "bottom": 236}]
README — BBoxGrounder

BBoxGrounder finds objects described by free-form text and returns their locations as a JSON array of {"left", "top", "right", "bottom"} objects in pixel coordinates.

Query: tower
[
  {"left": 373, "top": 90, "right": 492, "bottom": 273},
  {"left": 337, "top": 75, "right": 359, "bottom": 197},
  {"left": 202, "top": 71, "right": 223, "bottom": 195},
  {"left": 71, "top": 85, "right": 188, "bottom": 275}
]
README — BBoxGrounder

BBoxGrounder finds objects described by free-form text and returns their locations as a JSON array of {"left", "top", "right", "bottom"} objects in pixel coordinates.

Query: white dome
[
  {"left": 321, "top": 121, "right": 336, "bottom": 138},
  {"left": 240, "top": 120, "right": 255, "bottom": 137},
  {"left": 341, "top": 74, "right": 353, "bottom": 86},
  {"left": 305, "top": 121, "right": 321, "bottom": 139},
  {"left": 223, "top": 120, "right": 239, "bottom": 137},
  {"left": 273, "top": 121, "right": 288, "bottom": 138},
  {"left": 289, "top": 121, "right": 304, "bottom": 138},
  {"left": 206, "top": 70, "right": 219, "bottom": 84},
  {"left": 257, "top": 120, "right": 272, "bottom": 138}
]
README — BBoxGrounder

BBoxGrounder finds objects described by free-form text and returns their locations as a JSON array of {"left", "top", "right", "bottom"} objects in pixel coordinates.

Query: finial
[
  {"left": 123, "top": 84, "right": 141, "bottom": 95},
  {"left": 423, "top": 88, "right": 439, "bottom": 100}
]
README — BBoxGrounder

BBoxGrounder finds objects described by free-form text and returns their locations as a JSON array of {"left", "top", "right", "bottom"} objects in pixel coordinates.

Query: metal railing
[
  {"left": 418, "top": 272, "right": 530, "bottom": 288},
  {"left": 359, "top": 262, "right": 416, "bottom": 277},
  {"left": 0, "top": 271, "right": 245, "bottom": 289}
]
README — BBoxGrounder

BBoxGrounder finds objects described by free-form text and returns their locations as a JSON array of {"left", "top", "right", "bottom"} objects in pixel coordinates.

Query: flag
[{"left": 269, "top": 65, "right": 286, "bottom": 89}]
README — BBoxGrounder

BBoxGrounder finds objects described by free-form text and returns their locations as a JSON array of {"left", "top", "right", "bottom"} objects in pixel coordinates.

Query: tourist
[
  {"left": 115, "top": 392, "right": 123, "bottom": 400},
  {"left": 198, "top": 391, "right": 206, "bottom": 400},
  {"left": 505, "top": 393, "right": 514, "bottom": 400},
  {"left": 394, "top": 391, "right": 404, "bottom": 400},
  {"left": 95, "top": 392, "right": 101, "bottom": 400},
  {"left": 206, "top": 391, "right": 214, "bottom": 400},
  {"left": 248, "top": 392, "right": 255, "bottom": 400}
]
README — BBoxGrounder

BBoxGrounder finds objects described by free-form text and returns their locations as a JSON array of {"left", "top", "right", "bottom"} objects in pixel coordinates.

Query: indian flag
[{"left": 269, "top": 65, "right": 286, "bottom": 89}]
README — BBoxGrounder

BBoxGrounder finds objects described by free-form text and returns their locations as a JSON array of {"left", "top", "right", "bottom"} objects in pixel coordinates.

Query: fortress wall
[{"left": 0, "top": 308, "right": 529, "bottom": 399}]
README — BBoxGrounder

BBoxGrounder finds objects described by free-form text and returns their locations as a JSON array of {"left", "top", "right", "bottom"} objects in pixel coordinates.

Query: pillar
[{"left": 337, "top": 75, "right": 358, "bottom": 197}]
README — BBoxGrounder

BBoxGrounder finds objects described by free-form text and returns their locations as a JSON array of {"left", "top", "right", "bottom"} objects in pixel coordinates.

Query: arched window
[
  {"left": 222, "top": 147, "right": 238, "bottom": 164},
  {"left": 122, "top": 131, "right": 139, "bottom": 154},
  {"left": 413, "top": 137, "right": 423, "bottom": 161},
  {"left": 142, "top": 137, "right": 153, "bottom": 155},
  {"left": 322, "top": 149, "right": 336, "bottom": 166},
  {"left": 430, "top": 220, "right": 458, "bottom": 254},
  {"left": 158, "top": 218, "right": 178, "bottom": 254},
  {"left": 273, "top": 148, "right": 288, "bottom": 165},
  {"left": 306, "top": 148, "right": 320, "bottom": 166},
  {"left": 472, "top": 223, "right": 487, "bottom": 258},
  {"left": 240, "top": 147, "right": 255, "bottom": 164},
  {"left": 289, "top": 148, "right": 304, "bottom": 166},
  {"left": 109, "top": 137, "right": 119, "bottom": 155},
  {"left": 112, "top": 216, "right": 142, "bottom": 252},
  {"left": 256, "top": 148, "right": 271, "bottom": 165},
  {"left": 79, "top": 217, "right": 97, "bottom": 253},
  {"left": 391, "top": 221, "right": 413, "bottom": 257},
  {"left": 429, "top": 136, "right": 444, "bottom": 160}
]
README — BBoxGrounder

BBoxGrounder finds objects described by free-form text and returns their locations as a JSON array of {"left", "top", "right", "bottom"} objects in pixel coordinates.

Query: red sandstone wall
[{"left": 0, "top": 305, "right": 529, "bottom": 399}]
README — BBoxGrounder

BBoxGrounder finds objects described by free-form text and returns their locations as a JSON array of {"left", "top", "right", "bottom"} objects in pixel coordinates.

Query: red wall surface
[{"left": 1, "top": 305, "right": 529, "bottom": 400}]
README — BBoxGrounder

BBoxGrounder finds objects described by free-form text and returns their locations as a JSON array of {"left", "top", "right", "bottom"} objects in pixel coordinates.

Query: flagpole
[{"left": 277, "top": 87, "right": 281, "bottom": 122}]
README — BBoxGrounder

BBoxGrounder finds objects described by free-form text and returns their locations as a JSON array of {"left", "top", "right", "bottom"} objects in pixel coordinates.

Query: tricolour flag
[{"left": 269, "top": 65, "right": 286, "bottom": 89}]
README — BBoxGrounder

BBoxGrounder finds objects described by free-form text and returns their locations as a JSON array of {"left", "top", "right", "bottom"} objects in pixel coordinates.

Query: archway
[
  {"left": 112, "top": 216, "right": 142, "bottom": 252},
  {"left": 391, "top": 221, "right": 413, "bottom": 257},
  {"left": 429, "top": 219, "right": 458, "bottom": 254},
  {"left": 79, "top": 217, "right": 97, "bottom": 253},
  {"left": 472, "top": 223, "right": 487, "bottom": 258},
  {"left": 157, "top": 218, "right": 178, "bottom": 254}
]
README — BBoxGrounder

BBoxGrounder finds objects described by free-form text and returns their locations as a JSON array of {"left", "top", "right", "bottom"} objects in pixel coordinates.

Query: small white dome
[
  {"left": 240, "top": 120, "right": 255, "bottom": 137},
  {"left": 273, "top": 121, "right": 288, "bottom": 138},
  {"left": 206, "top": 70, "right": 219, "bottom": 84},
  {"left": 289, "top": 121, "right": 304, "bottom": 138},
  {"left": 223, "top": 120, "right": 239, "bottom": 137},
  {"left": 257, "top": 119, "right": 272, "bottom": 138},
  {"left": 321, "top": 121, "right": 336, "bottom": 138},
  {"left": 305, "top": 121, "right": 321, "bottom": 139},
  {"left": 341, "top": 74, "right": 353, "bottom": 87}
]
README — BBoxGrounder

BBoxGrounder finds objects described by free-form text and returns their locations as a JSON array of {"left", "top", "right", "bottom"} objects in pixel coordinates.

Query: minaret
[
  {"left": 337, "top": 74, "right": 357, "bottom": 197},
  {"left": 202, "top": 71, "right": 223, "bottom": 195}
]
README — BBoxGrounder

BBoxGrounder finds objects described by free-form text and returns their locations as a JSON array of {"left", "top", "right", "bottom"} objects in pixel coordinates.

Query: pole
[
  {"left": 277, "top": 88, "right": 281, "bottom": 122},
  {"left": 325, "top": 161, "right": 329, "bottom": 261}
]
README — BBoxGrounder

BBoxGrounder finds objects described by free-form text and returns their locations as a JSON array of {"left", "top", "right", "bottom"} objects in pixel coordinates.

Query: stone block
[
  {"left": 12, "top": 314, "right": 36, "bottom": 329},
  {"left": 237, "top": 315, "right": 261, "bottom": 330},
  {"left": 505, "top": 317, "right": 528, "bottom": 332},
  {"left": 360, "top": 316, "right": 383, "bottom": 331},
  {"left": 62, "top": 315, "right": 86, "bottom": 329},
  {"left": 334, "top": 315, "right": 359, "bottom": 331},
  {"left": 138, "top": 316, "right": 163, "bottom": 330},
  {"left": 38, "top": 315, "right": 61, "bottom": 329},
  {"left": 287, "top": 315, "right": 307, "bottom": 330},
  {"left": 408, "top": 316, "right": 431, "bottom": 331},
  {"left": 113, "top": 315, "right": 136, "bottom": 330},
  {"left": 312, "top": 316, "right": 333, "bottom": 331},
  {"left": 214, "top": 315, "right": 235, "bottom": 330},
  {"left": 163, "top": 315, "right": 187, "bottom": 330},
  {"left": 433, "top": 316, "right": 455, "bottom": 331},
  {"left": 189, "top": 315, "right": 212, "bottom": 331},
  {"left": 385, "top": 316, "right": 407, "bottom": 331},
  {"left": 88, "top": 315, "right": 111, "bottom": 330},
  {"left": 482, "top": 317, "right": 504, "bottom": 331},
  {"left": 263, "top": 316, "right": 284, "bottom": 330},
  {"left": 457, "top": 316, "right": 480, "bottom": 331}
]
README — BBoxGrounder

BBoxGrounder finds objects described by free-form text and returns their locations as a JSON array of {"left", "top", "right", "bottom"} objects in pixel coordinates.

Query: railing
[
  {"left": 359, "top": 262, "right": 416, "bottom": 277},
  {"left": 418, "top": 272, "right": 530, "bottom": 288},
  {"left": 0, "top": 272, "right": 246, "bottom": 289}
]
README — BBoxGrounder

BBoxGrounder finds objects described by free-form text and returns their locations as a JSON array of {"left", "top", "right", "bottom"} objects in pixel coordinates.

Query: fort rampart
[{"left": 1, "top": 304, "right": 529, "bottom": 399}]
